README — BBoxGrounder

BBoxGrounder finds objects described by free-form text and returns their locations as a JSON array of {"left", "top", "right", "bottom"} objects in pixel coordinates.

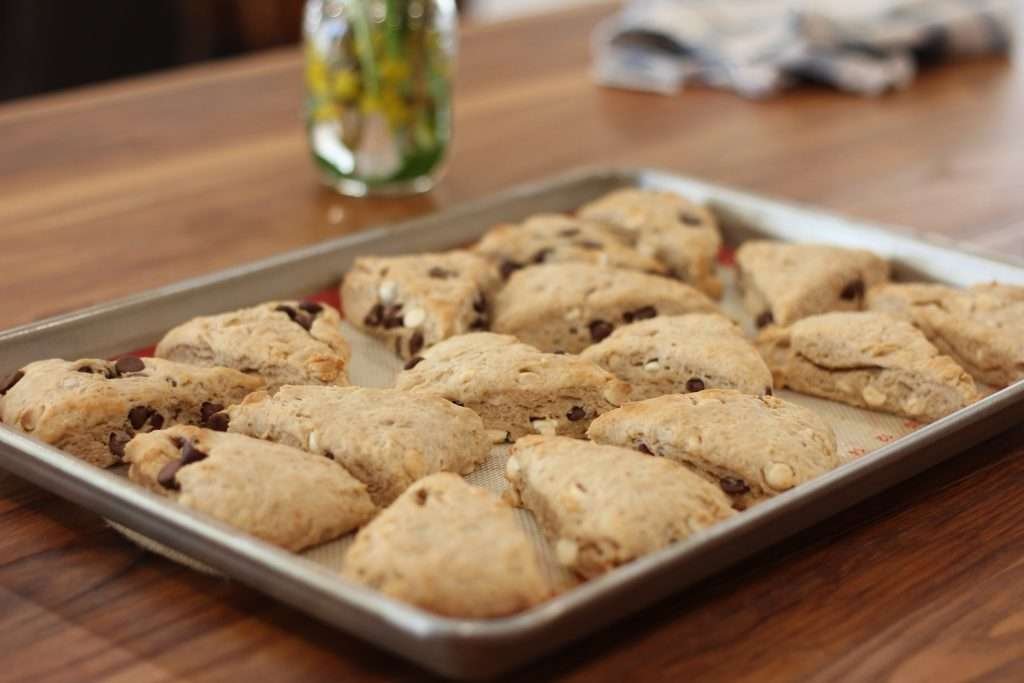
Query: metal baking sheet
[{"left": 2, "top": 167, "right": 1023, "bottom": 679}]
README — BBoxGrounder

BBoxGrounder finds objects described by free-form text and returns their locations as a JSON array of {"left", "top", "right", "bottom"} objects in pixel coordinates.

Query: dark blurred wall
[{"left": 0, "top": 0, "right": 304, "bottom": 101}]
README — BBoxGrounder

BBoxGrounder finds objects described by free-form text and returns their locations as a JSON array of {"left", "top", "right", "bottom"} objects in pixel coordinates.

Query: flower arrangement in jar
[{"left": 304, "top": 0, "right": 456, "bottom": 195}]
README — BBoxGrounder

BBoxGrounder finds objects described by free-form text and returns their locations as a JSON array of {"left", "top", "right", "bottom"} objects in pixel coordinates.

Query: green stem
[{"left": 348, "top": 0, "right": 380, "bottom": 97}]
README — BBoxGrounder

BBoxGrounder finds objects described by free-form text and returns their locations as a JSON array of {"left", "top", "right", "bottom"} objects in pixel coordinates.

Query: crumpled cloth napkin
[{"left": 593, "top": 0, "right": 1014, "bottom": 97}]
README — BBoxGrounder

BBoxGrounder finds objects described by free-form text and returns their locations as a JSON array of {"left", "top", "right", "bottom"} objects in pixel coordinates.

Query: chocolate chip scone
[
  {"left": 736, "top": 241, "right": 890, "bottom": 328},
  {"left": 578, "top": 188, "right": 723, "bottom": 297},
  {"left": 867, "top": 282, "right": 1024, "bottom": 387},
  {"left": 343, "top": 473, "right": 550, "bottom": 618},
  {"left": 0, "top": 357, "right": 262, "bottom": 468},
  {"left": 492, "top": 263, "right": 718, "bottom": 354},
  {"left": 757, "top": 311, "right": 977, "bottom": 422},
  {"left": 505, "top": 436, "right": 733, "bottom": 579},
  {"left": 155, "top": 300, "right": 350, "bottom": 392},
  {"left": 222, "top": 385, "right": 490, "bottom": 506},
  {"left": 475, "top": 213, "right": 668, "bottom": 278},
  {"left": 341, "top": 251, "right": 501, "bottom": 360},
  {"left": 580, "top": 313, "right": 773, "bottom": 400},
  {"left": 394, "top": 332, "right": 631, "bottom": 442},
  {"left": 588, "top": 390, "right": 839, "bottom": 510},
  {"left": 126, "top": 426, "right": 376, "bottom": 551}
]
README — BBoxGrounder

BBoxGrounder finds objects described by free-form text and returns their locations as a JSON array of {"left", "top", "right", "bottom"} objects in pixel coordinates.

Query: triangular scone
[
  {"left": 578, "top": 188, "right": 723, "bottom": 298},
  {"left": 736, "top": 241, "right": 890, "bottom": 328},
  {"left": 0, "top": 357, "right": 262, "bottom": 468},
  {"left": 588, "top": 390, "right": 839, "bottom": 510},
  {"left": 581, "top": 313, "right": 773, "bottom": 399},
  {"left": 343, "top": 473, "right": 551, "bottom": 618},
  {"left": 394, "top": 332, "right": 631, "bottom": 441},
  {"left": 505, "top": 436, "right": 733, "bottom": 579},
  {"left": 475, "top": 213, "right": 668, "bottom": 277},
  {"left": 756, "top": 312, "right": 977, "bottom": 422},
  {"left": 155, "top": 300, "right": 350, "bottom": 392},
  {"left": 492, "top": 263, "right": 718, "bottom": 354},
  {"left": 222, "top": 385, "right": 490, "bottom": 506},
  {"left": 867, "top": 282, "right": 1024, "bottom": 387},
  {"left": 125, "top": 426, "right": 376, "bottom": 551},
  {"left": 340, "top": 251, "right": 501, "bottom": 359}
]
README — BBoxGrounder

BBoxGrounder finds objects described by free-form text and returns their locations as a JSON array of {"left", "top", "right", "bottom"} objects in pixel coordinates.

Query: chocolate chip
[
  {"left": 157, "top": 461, "right": 182, "bottom": 490},
  {"left": 180, "top": 440, "right": 208, "bottom": 465},
  {"left": 149, "top": 413, "right": 165, "bottom": 429},
  {"left": 274, "top": 304, "right": 298, "bottom": 320},
  {"left": 638, "top": 443, "right": 652, "bottom": 455},
  {"left": 404, "top": 356, "right": 425, "bottom": 370},
  {"left": 679, "top": 211, "right": 703, "bottom": 226},
  {"left": 276, "top": 304, "right": 313, "bottom": 331},
  {"left": 200, "top": 401, "right": 224, "bottom": 423},
  {"left": 450, "top": 399, "right": 464, "bottom": 407},
  {"left": 428, "top": 266, "right": 455, "bottom": 279},
  {"left": 558, "top": 228, "right": 580, "bottom": 237},
  {"left": 720, "top": 477, "right": 750, "bottom": 495},
  {"left": 298, "top": 301, "right": 323, "bottom": 315},
  {"left": 499, "top": 260, "right": 523, "bottom": 280},
  {"left": 323, "top": 450, "right": 335, "bottom": 460},
  {"left": 408, "top": 331, "right": 424, "bottom": 357},
  {"left": 755, "top": 311, "right": 774, "bottom": 328},
  {"left": 128, "top": 406, "right": 154, "bottom": 430},
  {"left": 108, "top": 432, "right": 130, "bottom": 459},
  {"left": 623, "top": 306, "right": 657, "bottom": 323},
  {"left": 364, "top": 303, "right": 384, "bottom": 327},
  {"left": 469, "top": 317, "right": 488, "bottom": 330},
  {"left": 415, "top": 488, "right": 428, "bottom": 505},
  {"left": 472, "top": 293, "right": 487, "bottom": 313},
  {"left": 77, "top": 366, "right": 94, "bottom": 374},
  {"left": 685, "top": 378, "right": 705, "bottom": 393},
  {"left": 565, "top": 406, "right": 586, "bottom": 421},
  {"left": 114, "top": 356, "right": 145, "bottom": 374},
  {"left": 170, "top": 436, "right": 185, "bottom": 448},
  {"left": 532, "top": 248, "right": 553, "bottom": 264},
  {"left": 207, "top": 412, "right": 230, "bottom": 432},
  {"left": 588, "top": 319, "right": 614, "bottom": 342},
  {"left": 577, "top": 240, "right": 603, "bottom": 250},
  {"left": 382, "top": 304, "right": 404, "bottom": 329},
  {"left": 0, "top": 370, "right": 24, "bottom": 395},
  {"left": 840, "top": 279, "right": 865, "bottom": 301},
  {"left": 765, "top": 386, "right": 773, "bottom": 396}
]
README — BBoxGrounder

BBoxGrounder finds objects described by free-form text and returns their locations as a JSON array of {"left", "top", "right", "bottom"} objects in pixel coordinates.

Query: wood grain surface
[{"left": 2, "top": 4, "right": 1024, "bottom": 681}]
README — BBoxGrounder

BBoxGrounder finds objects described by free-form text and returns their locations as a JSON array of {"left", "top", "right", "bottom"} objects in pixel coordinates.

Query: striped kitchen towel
[{"left": 593, "top": 0, "right": 1014, "bottom": 98}]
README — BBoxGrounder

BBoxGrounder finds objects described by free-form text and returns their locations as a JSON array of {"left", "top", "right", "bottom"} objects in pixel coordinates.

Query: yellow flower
[
  {"left": 310, "top": 99, "right": 339, "bottom": 123},
  {"left": 331, "top": 70, "right": 361, "bottom": 101},
  {"left": 379, "top": 58, "right": 411, "bottom": 84},
  {"left": 306, "top": 54, "right": 330, "bottom": 95},
  {"left": 360, "top": 94, "right": 382, "bottom": 114},
  {"left": 381, "top": 90, "right": 411, "bottom": 126}
]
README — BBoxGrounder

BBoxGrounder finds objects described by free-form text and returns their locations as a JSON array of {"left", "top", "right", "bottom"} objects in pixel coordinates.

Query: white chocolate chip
[
  {"left": 555, "top": 538, "right": 579, "bottom": 567},
  {"left": 307, "top": 431, "right": 320, "bottom": 452},
  {"left": 487, "top": 429, "right": 510, "bottom": 444},
  {"left": 765, "top": 462, "right": 796, "bottom": 491},
  {"left": 378, "top": 281, "right": 397, "bottom": 303},
  {"left": 861, "top": 385, "right": 887, "bottom": 407},
  {"left": 505, "top": 455, "right": 521, "bottom": 480},
  {"left": 403, "top": 307, "right": 426, "bottom": 328},
  {"left": 530, "top": 418, "right": 559, "bottom": 436},
  {"left": 565, "top": 307, "right": 581, "bottom": 321},
  {"left": 643, "top": 360, "right": 660, "bottom": 372}
]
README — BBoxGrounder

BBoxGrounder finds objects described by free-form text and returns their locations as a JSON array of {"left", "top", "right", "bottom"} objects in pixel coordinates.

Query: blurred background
[{"left": 0, "top": 0, "right": 594, "bottom": 102}]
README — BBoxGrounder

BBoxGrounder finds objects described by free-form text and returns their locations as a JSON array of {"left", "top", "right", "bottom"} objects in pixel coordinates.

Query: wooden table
[{"left": 2, "top": 5, "right": 1024, "bottom": 681}]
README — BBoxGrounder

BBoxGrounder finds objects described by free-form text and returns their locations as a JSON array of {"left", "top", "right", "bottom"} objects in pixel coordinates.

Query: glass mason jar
[{"left": 303, "top": 0, "right": 456, "bottom": 196}]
